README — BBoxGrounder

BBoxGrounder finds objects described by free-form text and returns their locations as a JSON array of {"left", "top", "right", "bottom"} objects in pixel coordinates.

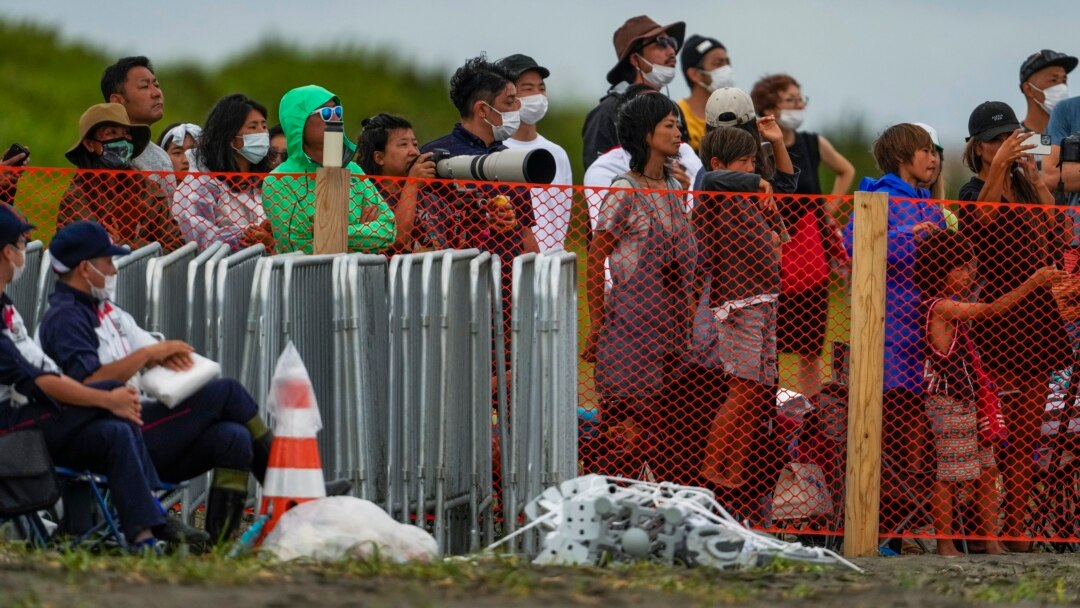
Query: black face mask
[{"left": 98, "top": 138, "right": 135, "bottom": 169}]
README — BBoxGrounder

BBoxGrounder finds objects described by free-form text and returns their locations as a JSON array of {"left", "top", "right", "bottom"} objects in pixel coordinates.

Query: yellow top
[{"left": 677, "top": 97, "right": 706, "bottom": 153}]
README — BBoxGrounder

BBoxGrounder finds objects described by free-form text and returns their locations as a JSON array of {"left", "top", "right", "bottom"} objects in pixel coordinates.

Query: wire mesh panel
[
  {"left": 7, "top": 240, "right": 43, "bottom": 333},
  {"left": 113, "top": 242, "right": 162, "bottom": 327},
  {"left": 185, "top": 242, "right": 228, "bottom": 354},
  {"left": 146, "top": 242, "right": 199, "bottom": 339}
]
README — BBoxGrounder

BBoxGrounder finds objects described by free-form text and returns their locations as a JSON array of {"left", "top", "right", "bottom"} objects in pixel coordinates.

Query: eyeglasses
[
  {"left": 267, "top": 149, "right": 287, "bottom": 162},
  {"left": 642, "top": 35, "right": 679, "bottom": 53},
  {"left": 781, "top": 96, "right": 809, "bottom": 106},
  {"left": 311, "top": 106, "right": 343, "bottom": 122}
]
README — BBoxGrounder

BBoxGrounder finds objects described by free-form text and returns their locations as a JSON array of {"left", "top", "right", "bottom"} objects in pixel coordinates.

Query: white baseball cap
[
  {"left": 912, "top": 122, "right": 944, "bottom": 151},
  {"left": 705, "top": 87, "right": 757, "bottom": 128}
]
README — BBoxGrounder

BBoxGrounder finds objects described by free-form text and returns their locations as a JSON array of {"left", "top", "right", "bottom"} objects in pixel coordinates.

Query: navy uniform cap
[
  {"left": 49, "top": 221, "right": 130, "bottom": 273},
  {"left": 0, "top": 204, "right": 35, "bottom": 247}
]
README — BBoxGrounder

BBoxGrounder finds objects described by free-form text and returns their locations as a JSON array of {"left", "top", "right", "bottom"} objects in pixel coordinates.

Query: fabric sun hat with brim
[
  {"left": 48, "top": 220, "right": 131, "bottom": 274},
  {"left": 912, "top": 122, "right": 944, "bottom": 152},
  {"left": 1019, "top": 49, "right": 1078, "bottom": 84},
  {"left": 606, "top": 15, "right": 686, "bottom": 86},
  {"left": 705, "top": 87, "right": 756, "bottom": 128},
  {"left": 0, "top": 204, "right": 35, "bottom": 247},
  {"left": 966, "top": 101, "right": 1020, "bottom": 143},
  {"left": 65, "top": 103, "right": 151, "bottom": 166},
  {"left": 498, "top": 54, "right": 550, "bottom": 80}
]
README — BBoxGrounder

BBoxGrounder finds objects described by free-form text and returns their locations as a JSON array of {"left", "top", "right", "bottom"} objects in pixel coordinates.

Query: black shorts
[{"left": 776, "top": 286, "right": 828, "bottom": 357}]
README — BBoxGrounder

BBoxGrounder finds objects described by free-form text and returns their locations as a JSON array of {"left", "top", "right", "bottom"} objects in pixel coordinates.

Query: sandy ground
[{"left": 4, "top": 551, "right": 1080, "bottom": 607}]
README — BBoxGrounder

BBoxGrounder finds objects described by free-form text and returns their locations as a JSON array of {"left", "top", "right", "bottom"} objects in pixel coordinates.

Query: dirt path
[{"left": 3, "top": 552, "right": 1080, "bottom": 607}]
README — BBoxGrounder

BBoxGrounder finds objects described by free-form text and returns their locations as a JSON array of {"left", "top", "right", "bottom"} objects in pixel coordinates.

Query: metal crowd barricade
[
  {"left": 387, "top": 252, "right": 427, "bottom": 523},
  {"left": 506, "top": 253, "right": 538, "bottom": 549},
  {"left": 332, "top": 254, "right": 390, "bottom": 502},
  {"left": 240, "top": 254, "right": 339, "bottom": 474},
  {"left": 185, "top": 243, "right": 229, "bottom": 354},
  {"left": 540, "top": 252, "right": 578, "bottom": 488},
  {"left": 208, "top": 244, "right": 264, "bottom": 377},
  {"left": 505, "top": 251, "right": 579, "bottom": 553},
  {"left": 8, "top": 240, "right": 43, "bottom": 332},
  {"left": 32, "top": 250, "right": 54, "bottom": 332},
  {"left": 113, "top": 242, "right": 162, "bottom": 327},
  {"left": 146, "top": 242, "right": 199, "bottom": 338},
  {"left": 468, "top": 252, "right": 504, "bottom": 550}
]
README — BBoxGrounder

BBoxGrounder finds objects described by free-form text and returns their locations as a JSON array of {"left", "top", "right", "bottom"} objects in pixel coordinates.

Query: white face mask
[
  {"left": 8, "top": 248, "right": 24, "bottom": 283},
  {"left": 235, "top": 132, "right": 270, "bottom": 164},
  {"left": 518, "top": 94, "right": 549, "bottom": 126},
  {"left": 482, "top": 102, "right": 521, "bottom": 141},
  {"left": 1032, "top": 83, "right": 1069, "bottom": 114},
  {"left": 701, "top": 65, "right": 735, "bottom": 92},
  {"left": 636, "top": 55, "right": 676, "bottom": 88},
  {"left": 778, "top": 108, "right": 805, "bottom": 131},
  {"left": 87, "top": 262, "right": 117, "bottom": 302}
]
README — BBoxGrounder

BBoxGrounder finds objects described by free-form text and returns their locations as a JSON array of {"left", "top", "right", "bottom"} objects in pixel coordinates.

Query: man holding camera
[
  {"left": 421, "top": 56, "right": 540, "bottom": 258},
  {"left": 1045, "top": 96, "right": 1080, "bottom": 210}
]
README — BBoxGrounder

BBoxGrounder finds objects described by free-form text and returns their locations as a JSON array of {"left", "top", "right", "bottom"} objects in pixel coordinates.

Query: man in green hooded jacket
[{"left": 263, "top": 85, "right": 395, "bottom": 253}]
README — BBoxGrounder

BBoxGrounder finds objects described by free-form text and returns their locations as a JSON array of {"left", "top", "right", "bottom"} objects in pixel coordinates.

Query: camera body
[{"left": 1061, "top": 134, "right": 1080, "bottom": 165}]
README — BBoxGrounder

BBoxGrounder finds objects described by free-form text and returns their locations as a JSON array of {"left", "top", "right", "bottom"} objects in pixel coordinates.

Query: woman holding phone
[{"left": 958, "top": 101, "right": 1072, "bottom": 551}]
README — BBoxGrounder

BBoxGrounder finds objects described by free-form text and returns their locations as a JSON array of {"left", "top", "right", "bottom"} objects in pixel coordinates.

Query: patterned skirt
[{"left": 925, "top": 394, "right": 994, "bottom": 482}]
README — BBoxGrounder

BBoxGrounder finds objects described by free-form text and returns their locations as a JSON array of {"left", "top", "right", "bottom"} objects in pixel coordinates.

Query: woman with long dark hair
[
  {"left": 958, "top": 101, "right": 1072, "bottom": 551},
  {"left": 581, "top": 93, "right": 695, "bottom": 476},
  {"left": 179, "top": 94, "right": 275, "bottom": 251}
]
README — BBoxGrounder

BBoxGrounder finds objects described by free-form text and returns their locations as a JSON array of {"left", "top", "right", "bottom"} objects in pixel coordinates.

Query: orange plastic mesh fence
[{"left": 5, "top": 164, "right": 1080, "bottom": 552}]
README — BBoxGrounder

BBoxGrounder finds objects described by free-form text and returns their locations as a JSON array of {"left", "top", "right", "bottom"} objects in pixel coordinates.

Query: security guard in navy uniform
[
  {"left": 0, "top": 206, "right": 206, "bottom": 551},
  {"left": 36, "top": 221, "right": 350, "bottom": 544}
]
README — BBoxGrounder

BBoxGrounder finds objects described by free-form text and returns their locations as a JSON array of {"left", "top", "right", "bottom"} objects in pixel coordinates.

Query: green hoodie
[{"left": 262, "top": 85, "right": 395, "bottom": 253}]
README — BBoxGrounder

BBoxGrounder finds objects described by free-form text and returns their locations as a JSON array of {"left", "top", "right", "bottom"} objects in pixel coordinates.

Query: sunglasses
[
  {"left": 642, "top": 35, "right": 679, "bottom": 52},
  {"left": 311, "top": 106, "right": 343, "bottom": 122}
]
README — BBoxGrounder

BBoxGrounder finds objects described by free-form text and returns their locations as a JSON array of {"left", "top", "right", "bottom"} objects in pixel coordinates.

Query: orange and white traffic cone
[{"left": 257, "top": 370, "right": 326, "bottom": 542}]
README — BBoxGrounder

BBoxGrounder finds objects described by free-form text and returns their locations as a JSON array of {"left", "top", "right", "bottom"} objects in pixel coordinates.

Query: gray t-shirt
[{"left": 132, "top": 141, "right": 177, "bottom": 199}]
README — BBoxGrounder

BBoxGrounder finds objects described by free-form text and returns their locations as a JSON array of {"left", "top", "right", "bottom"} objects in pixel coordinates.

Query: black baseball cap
[
  {"left": 966, "top": 101, "right": 1020, "bottom": 142},
  {"left": 497, "top": 54, "right": 550, "bottom": 80},
  {"left": 48, "top": 221, "right": 130, "bottom": 273},
  {"left": 1020, "top": 49, "right": 1078, "bottom": 84},
  {"left": 0, "top": 204, "right": 34, "bottom": 247},
  {"left": 680, "top": 35, "right": 725, "bottom": 75}
]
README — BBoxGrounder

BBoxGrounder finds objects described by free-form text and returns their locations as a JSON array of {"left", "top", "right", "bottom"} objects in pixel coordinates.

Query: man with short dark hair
[
  {"left": 1019, "top": 49, "right": 1076, "bottom": 134},
  {"left": 497, "top": 54, "right": 573, "bottom": 252},
  {"left": 421, "top": 56, "right": 540, "bottom": 258},
  {"left": 581, "top": 15, "right": 685, "bottom": 171},
  {"left": 676, "top": 35, "right": 731, "bottom": 152},
  {"left": 101, "top": 57, "right": 174, "bottom": 194}
]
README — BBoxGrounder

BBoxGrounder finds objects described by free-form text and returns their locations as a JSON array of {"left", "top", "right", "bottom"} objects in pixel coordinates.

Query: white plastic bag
[
  {"left": 260, "top": 496, "right": 439, "bottom": 563},
  {"left": 139, "top": 353, "right": 222, "bottom": 408},
  {"left": 771, "top": 462, "right": 833, "bottom": 520}
]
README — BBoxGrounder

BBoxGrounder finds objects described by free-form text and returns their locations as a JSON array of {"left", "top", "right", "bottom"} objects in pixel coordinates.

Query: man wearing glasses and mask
[
  {"left": 262, "top": 85, "right": 396, "bottom": 254},
  {"left": 581, "top": 15, "right": 687, "bottom": 172}
]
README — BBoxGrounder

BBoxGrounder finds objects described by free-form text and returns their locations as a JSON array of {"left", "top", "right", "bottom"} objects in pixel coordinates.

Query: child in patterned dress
[{"left": 915, "top": 230, "right": 1067, "bottom": 556}]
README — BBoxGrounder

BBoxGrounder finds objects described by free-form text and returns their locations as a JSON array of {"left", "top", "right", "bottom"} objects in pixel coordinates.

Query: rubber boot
[{"left": 205, "top": 487, "right": 248, "bottom": 545}]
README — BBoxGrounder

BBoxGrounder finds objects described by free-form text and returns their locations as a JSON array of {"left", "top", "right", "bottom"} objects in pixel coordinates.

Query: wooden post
[
  {"left": 844, "top": 190, "right": 888, "bottom": 558},
  {"left": 314, "top": 167, "right": 349, "bottom": 254}
]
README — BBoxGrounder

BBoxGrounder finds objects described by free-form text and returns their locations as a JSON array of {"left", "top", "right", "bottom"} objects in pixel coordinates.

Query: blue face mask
[{"left": 99, "top": 138, "right": 134, "bottom": 169}]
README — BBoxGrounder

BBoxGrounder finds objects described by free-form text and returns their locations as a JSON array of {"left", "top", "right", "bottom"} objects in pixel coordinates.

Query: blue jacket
[{"left": 843, "top": 173, "right": 945, "bottom": 393}]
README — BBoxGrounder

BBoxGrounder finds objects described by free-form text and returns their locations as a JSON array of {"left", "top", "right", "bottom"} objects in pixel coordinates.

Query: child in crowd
[
  {"left": 915, "top": 230, "right": 1066, "bottom": 556},
  {"left": 693, "top": 124, "right": 796, "bottom": 497}
]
